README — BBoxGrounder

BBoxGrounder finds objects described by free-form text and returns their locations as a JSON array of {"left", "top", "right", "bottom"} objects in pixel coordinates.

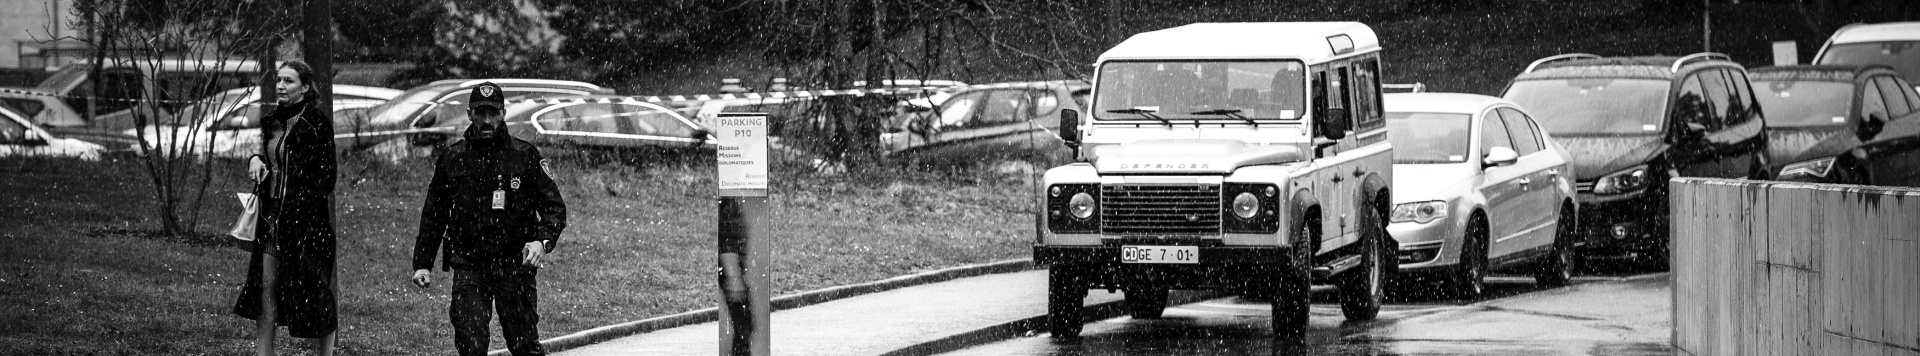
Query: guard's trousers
[{"left": 452, "top": 266, "right": 545, "bottom": 356}]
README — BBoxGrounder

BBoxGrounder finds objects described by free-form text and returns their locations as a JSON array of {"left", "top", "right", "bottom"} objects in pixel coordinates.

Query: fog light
[{"left": 1611, "top": 225, "right": 1629, "bottom": 239}]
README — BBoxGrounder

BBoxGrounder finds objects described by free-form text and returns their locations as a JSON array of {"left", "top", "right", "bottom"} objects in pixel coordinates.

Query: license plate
[{"left": 1121, "top": 245, "right": 1198, "bottom": 264}]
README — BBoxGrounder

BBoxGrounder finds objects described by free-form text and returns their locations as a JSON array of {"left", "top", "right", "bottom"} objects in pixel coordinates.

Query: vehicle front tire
[
  {"left": 1047, "top": 265, "right": 1088, "bottom": 338},
  {"left": 1450, "top": 215, "right": 1488, "bottom": 300},
  {"left": 1125, "top": 287, "right": 1170, "bottom": 319},
  {"left": 1272, "top": 216, "right": 1316, "bottom": 344},
  {"left": 1338, "top": 203, "right": 1385, "bottom": 321},
  {"left": 1534, "top": 204, "right": 1578, "bottom": 287}
]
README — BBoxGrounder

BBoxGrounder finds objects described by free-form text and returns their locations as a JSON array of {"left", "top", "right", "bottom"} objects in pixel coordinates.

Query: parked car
[
  {"left": 1501, "top": 53, "right": 1769, "bottom": 265},
  {"left": 1751, "top": 65, "right": 1920, "bottom": 185},
  {"left": 1813, "top": 22, "right": 1920, "bottom": 91},
  {"left": 1383, "top": 93, "right": 1578, "bottom": 297},
  {"left": 879, "top": 80, "right": 1089, "bottom": 163},
  {"left": 1, "top": 104, "right": 103, "bottom": 160},
  {"left": 339, "top": 79, "right": 613, "bottom": 149},
  {"left": 465, "top": 95, "right": 714, "bottom": 149},
  {"left": 2, "top": 58, "right": 266, "bottom": 148},
  {"left": 125, "top": 84, "right": 403, "bottom": 158}
]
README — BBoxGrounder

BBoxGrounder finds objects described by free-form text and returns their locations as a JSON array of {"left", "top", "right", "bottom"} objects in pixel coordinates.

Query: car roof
[
  {"left": 1828, "top": 22, "right": 1920, "bottom": 44},
  {"left": 1099, "top": 22, "right": 1378, "bottom": 62},
  {"left": 1748, "top": 65, "right": 1899, "bottom": 82},
  {"left": 1517, "top": 54, "right": 1742, "bottom": 81},
  {"left": 1383, "top": 93, "right": 1513, "bottom": 115}
]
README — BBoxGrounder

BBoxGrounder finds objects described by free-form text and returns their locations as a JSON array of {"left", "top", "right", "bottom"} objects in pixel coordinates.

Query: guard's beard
[{"left": 464, "top": 122, "right": 506, "bottom": 148}]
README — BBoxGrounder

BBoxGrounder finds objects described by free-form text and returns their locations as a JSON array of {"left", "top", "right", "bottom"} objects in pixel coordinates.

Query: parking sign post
[{"left": 716, "top": 112, "right": 770, "bottom": 356}]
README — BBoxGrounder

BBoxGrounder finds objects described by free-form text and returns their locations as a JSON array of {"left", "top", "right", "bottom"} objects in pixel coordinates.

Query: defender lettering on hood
[{"left": 1092, "top": 139, "right": 1304, "bottom": 174}]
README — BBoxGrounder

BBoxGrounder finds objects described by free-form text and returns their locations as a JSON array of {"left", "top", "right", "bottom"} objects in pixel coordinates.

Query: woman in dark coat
[{"left": 234, "top": 60, "right": 338, "bottom": 355}]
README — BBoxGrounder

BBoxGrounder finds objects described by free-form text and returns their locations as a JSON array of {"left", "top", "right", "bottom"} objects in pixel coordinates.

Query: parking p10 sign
[{"left": 716, "top": 112, "right": 769, "bottom": 196}]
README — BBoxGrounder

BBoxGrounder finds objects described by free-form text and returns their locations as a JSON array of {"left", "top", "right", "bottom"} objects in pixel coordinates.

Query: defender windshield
[
  {"left": 1752, "top": 80, "right": 1853, "bottom": 128},
  {"left": 1819, "top": 42, "right": 1920, "bottom": 84},
  {"left": 1094, "top": 60, "right": 1307, "bottom": 121},
  {"left": 1504, "top": 79, "right": 1670, "bottom": 136},
  {"left": 1385, "top": 112, "right": 1472, "bottom": 164}
]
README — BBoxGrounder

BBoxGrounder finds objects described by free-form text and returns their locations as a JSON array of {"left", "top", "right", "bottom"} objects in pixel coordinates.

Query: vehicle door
[
  {"left": 1311, "top": 65, "right": 1357, "bottom": 250},
  {"left": 1496, "top": 107, "right": 1559, "bottom": 254},
  {"left": 1668, "top": 72, "right": 1723, "bottom": 178},
  {"left": 894, "top": 89, "right": 984, "bottom": 152},
  {"left": 1719, "top": 69, "right": 1769, "bottom": 178},
  {"left": 1862, "top": 75, "right": 1920, "bottom": 185},
  {"left": 1476, "top": 109, "right": 1528, "bottom": 259}
]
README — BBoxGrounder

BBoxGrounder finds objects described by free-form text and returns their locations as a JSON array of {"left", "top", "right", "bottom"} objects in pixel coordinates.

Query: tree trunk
[{"left": 305, "top": 0, "right": 333, "bottom": 114}]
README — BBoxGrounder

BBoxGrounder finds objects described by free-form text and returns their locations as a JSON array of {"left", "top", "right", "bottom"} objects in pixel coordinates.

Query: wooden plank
[{"left": 1673, "top": 179, "right": 1703, "bottom": 354}]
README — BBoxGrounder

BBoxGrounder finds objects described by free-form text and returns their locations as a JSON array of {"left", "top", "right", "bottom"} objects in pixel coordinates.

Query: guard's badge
[
  {"left": 539, "top": 158, "right": 554, "bottom": 178},
  {"left": 510, "top": 177, "right": 522, "bottom": 190},
  {"left": 479, "top": 85, "right": 496, "bottom": 98}
]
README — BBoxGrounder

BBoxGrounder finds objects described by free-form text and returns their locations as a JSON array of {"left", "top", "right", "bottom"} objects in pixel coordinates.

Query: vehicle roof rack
[
  {"left": 1524, "top": 53, "right": 1600, "bottom": 73},
  {"left": 1671, "top": 52, "right": 1731, "bottom": 73},
  {"left": 1383, "top": 83, "right": 1426, "bottom": 93}
]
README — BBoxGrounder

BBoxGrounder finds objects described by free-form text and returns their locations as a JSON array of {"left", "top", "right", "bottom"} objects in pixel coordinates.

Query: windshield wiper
[
  {"left": 1106, "top": 108, "right": 1171, "bottom": 127},
  {"left": 1190, "top": 109, "right": 1256, "bottom": 126}
]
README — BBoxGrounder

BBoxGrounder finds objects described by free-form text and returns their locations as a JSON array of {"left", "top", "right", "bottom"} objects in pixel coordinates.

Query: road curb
[
  {"left": 876, "top": 290, "right": 1228, "bottom": 356},
  {"left": 490, "top": 258, "right": 1038, "bottom": 356}
]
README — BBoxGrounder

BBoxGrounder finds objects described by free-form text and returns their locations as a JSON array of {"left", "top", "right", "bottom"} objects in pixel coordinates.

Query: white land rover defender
[{"left": 1034, "top": 22, "right": 1395, "bottom": 340}]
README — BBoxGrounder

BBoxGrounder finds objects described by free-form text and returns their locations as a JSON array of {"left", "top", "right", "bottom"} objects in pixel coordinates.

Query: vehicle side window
[
  {"left": 560, "top": 103, "right": 618, "bottom": 132},
  {"left": 1031, "top": 90, "right": 1058, "bottom": 117},
  {"left": 1, "top": 98, "right": 45, "bottom": 118},
  {"left": 214, "top": 105, "right": 263, "bottom": 130},
  {"left": 1480, "top": 109, "right": 1514, "bottom": 157},
  {"left": 1697, "top": 70, "right": 1732, "bottom": 131},
  {"left": 1861, "top": 78, "right": 1889, "bottom": 120},
  {"left": 1873, "top": 76, "right": 1913, "bottom": 117},
  {"left": 1497, "top": 108, "right": 1543, "bottom": 156},
  {"left": 1354, "top": 60, "right": 1383, "bottom": 126},
  {"left": 1673, "top": 75, "right": 1712, "bottom": 132},
  {"left": 0, "top": 116, "right": 26, "bottom": 143},
  {"left": 618, "top": 104, "right": 695, "bottom": 137},
  {"left": 937, "top": 91, "right": 985, "bottom": 128},
  {"left": 1722, "top": 69, "right": 1757, "bottom": 126},
  {"left": 1334, "top": 66, "right": 1352, "bottom": 124},
  {"left": 976, "top": 90, "right": 1028, "bottom": 126},
  {"left": 1899, "top": 77, "right": 1920, "bottom": 117}
]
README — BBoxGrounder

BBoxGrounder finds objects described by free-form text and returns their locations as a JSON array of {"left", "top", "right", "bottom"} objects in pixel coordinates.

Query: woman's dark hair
[{"left": 280, "top": 60, "right": 315, "bottom": 87}]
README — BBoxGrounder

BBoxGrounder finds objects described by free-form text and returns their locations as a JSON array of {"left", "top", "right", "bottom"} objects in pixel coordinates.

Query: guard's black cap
[{"left": 468, "top": 81, "right": 505, "bottom": 111}]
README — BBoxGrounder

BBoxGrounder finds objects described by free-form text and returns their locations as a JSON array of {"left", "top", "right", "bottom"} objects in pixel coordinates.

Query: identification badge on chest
[{"left": 492, "top": 174, "right": 508, "bottom": 210}]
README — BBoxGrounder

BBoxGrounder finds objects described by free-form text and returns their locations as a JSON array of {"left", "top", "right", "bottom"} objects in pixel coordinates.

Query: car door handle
[{"left": 1517, "top": 177, "right": 1532, "bottom": 188}]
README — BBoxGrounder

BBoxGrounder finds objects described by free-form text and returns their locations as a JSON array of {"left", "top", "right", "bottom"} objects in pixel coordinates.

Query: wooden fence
[{"left": 1671, "top": 178, "right": 1920, "bottom": 356}]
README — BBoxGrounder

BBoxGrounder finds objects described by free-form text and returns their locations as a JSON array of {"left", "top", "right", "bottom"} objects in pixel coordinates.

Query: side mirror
[
  {"left": 1858, "top": 112, "right": 1887, "bottom": 141},
  {"left": 1318, "top": 108, "right": 1350, "bottom": 140},
  {"left": 1482, "top": 146, "right": 1519, "bottom": 168},
  {"left": 1671, "top": 122, "right": 1707, "bottom": 143},
  {"left": 1059, "top": 109, "right": 1081, "bottom": 149}
]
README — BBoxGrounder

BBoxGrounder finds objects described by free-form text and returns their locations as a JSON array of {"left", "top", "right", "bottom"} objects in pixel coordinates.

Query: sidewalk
[{"left": 552, "top": 269, "right": 1143, "bottom": 356}]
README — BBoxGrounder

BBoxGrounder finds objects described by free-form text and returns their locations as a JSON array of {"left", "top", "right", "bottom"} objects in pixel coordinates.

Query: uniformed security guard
[{"left": 410, "top": 82, "right": 567, "bottom": 356}]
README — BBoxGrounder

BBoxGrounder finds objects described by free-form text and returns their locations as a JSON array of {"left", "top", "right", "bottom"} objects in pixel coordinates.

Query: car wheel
[
  {"left": 1338, "top": 203, "right": 1385, "bottom": 321},
  {"left": 1125, "top": 287, "right": 1170, "bottom": 319},
  {"left": 1047, "top": 265, "right": 1087, "bottom": 338},
  {"left": 1451, "top": 215, "right": 1488, "bottom": 300},
  {"left": 1272, "top": 216, "right": 1316, "bottom": 344},
  {"left": 1534, "top": 204, "right": 1578, "bottom": 287}
]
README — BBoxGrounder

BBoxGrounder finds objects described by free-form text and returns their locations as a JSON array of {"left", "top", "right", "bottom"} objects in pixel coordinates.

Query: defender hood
[
  {"left": 1092, "top": 139, "right": 1303, "bottom": 174},
  {"left": 1554, "top": 136, "right": 1667, "bottom": 181}
]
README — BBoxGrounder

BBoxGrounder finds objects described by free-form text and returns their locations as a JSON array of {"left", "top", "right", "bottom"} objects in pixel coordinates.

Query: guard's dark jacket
[
  {"left": 413, "top": 137, "right": 567, "bottom": 271},
  {"left": 234, "top": 97, "right": 338, "bottom": 338}
]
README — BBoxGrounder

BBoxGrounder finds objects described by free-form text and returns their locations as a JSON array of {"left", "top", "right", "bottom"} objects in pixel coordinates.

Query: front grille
[
  {"left": 1101, "top": 184, "right": 1222, "bottom": 235},
  {"left": 1575, "top": 181, "right": 1595, "bottom": 193}
]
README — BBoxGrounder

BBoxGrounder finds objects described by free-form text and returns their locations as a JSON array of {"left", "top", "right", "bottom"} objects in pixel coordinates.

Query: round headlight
[
  {"left": 1068, "top": 192, "right": 1096, "bottom": 219},
  {"left": 1232, "top": 192, "right": 1260, "bottom": 219}
]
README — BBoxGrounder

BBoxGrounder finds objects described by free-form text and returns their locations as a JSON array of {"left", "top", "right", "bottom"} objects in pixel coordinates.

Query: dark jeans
[{"left": 453, "top": 266, "right": 544, "bottom": 356}]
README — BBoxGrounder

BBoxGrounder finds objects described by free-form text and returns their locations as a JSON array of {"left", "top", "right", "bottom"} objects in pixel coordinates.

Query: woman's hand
[{"left": 248, "top": 156, "right": 269, "bottom": 183}]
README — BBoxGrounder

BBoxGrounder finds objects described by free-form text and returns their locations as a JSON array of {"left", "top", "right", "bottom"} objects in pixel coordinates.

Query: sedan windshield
[
  {"left": 1094, "top": 60, "right": 1306, "bottom": 121},
  {"left": 1504, "top": 79, "right": 1670, "bottom": 136},
  {"left": 1752, "top": 80, "right": 1853, "bottom": 128},
  {"left": 1386, "top": 112, "right": 1472, "bottom": 164},
  {"left": 1819, "top": 42, "right": 1920, "bottom": 84}
]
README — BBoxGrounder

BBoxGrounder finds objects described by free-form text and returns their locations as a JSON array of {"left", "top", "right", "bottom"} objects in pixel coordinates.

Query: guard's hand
[
  {"left": 411, "top": 269, "right": 431, "bottom": 288},
  {"left": 247, "top": 156, "right": 269, "bottom": 183},
  {"left": 521, "top": 241, "right": 546, "bottom": 268}
]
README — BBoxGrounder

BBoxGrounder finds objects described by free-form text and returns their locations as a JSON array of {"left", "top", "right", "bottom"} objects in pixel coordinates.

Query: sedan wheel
[{"left": 1451, "top": 217, "right": 1488, "bottom": 299}]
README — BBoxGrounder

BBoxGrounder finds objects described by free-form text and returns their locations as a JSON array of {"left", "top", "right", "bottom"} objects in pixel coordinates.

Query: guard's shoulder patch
[{"left": 539, "top": 158, "right": 554, "bottom": 178}]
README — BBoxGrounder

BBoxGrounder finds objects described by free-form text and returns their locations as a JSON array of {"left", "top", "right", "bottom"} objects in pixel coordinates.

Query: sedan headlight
[
  {"left": 1390, "top": 200, "right": 1449, "bottom": 224},
  {"left": 1779, "top": 157, "right": 1837, "bottom": 178},
  {"left": 1592, "top": 165, "right": 1650, "bottom": 195}
]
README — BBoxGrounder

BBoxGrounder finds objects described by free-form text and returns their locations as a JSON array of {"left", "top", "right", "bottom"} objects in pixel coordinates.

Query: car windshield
[
  {"left": 1752, "top": 80, "right": 1853, "bottom": 128},
  {"left": 1386, "top": 112, "right": 1473, "bottom": 164},
  {"left": 1819, "top": 42, "right": 1920, "bottom": 84},
  {"left": 376, "top": 87, "right": 450, "bottom": 125},
  {"left": 1094, "top": 60, "right": 1307, "bottom": 121},
  {"left": 1504, "top": 78, "right": 1670, "bottom": 136}
]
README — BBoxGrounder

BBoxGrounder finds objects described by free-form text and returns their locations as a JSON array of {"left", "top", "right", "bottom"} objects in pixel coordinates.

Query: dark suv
[
  {"left": 1751, "top": 65, "right": 1920, "bottom": 186},
  {"left": 1501, "top": 53, "right": 1770, "bottom": 264}
]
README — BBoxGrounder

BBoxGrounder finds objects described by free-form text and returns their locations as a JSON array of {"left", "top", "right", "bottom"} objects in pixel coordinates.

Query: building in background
[{"left": 2, "top": 0, "right": 86, "bottom": 70}]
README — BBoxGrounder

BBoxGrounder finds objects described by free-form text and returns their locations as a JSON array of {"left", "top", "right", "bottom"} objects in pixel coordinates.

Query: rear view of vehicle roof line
[
  {"left": 460, "top": 78, "right": 604, "bottom": 90},
  {"left": 1826, "top": 22, "right": 1920, "bottom": 44},
  {"left": 1098, "top": 22, "right": 1379, "bottom": 62},
  {"left": 1383, "top": 92, "right": 1514, "bottom": 114}
]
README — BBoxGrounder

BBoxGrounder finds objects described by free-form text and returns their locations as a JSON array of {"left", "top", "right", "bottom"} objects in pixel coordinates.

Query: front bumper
[
  {"left": 1034, "top": 244, "right": 1298, "bottom": 290},
  {"left": 1034, "top": 245, "right": 1291, "bottom": 265},
  {"left": 1388, "top": 215, "right": 1462, "bottom": 274},
  {"left": 1575, "top": 189, "right": 1668, "bottom": 254}
]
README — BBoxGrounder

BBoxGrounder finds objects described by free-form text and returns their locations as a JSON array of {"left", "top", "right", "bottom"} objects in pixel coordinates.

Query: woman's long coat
[{"left": 233, "top": 97, "right": 338, "bottom": 338}]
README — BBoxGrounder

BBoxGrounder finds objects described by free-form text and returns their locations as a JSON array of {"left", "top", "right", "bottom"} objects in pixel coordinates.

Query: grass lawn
[{"left": 0, "top": 149, "right": 1042, "bottom": 355}]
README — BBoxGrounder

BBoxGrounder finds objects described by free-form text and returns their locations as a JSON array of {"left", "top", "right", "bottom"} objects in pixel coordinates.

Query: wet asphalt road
[{"left": 937, "top": 263, "right": 1672, "bottom": 356}]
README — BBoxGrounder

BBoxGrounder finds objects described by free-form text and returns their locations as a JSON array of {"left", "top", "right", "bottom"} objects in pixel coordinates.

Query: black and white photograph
[{"left": 2, "top": 0, "right": 1918, "bottom": 355}]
